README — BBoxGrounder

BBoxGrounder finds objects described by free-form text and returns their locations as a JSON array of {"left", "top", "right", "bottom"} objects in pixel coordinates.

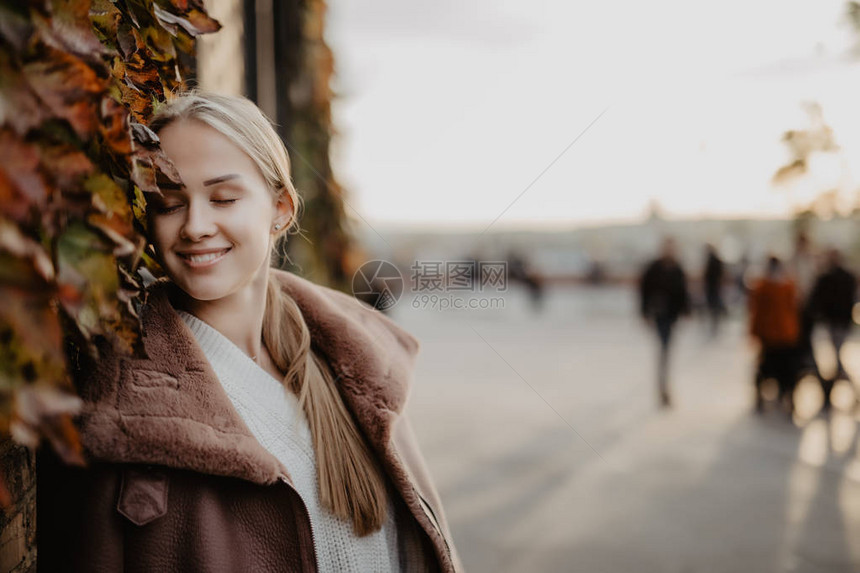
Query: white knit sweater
[{"left": 179, "top": 311, "right": 399, "bottom": 572}]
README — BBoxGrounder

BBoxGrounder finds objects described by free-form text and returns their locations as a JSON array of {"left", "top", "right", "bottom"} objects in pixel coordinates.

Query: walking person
[
  {"left": 37, "top": 92, "right": 462, "bottom": 572},
  {"left": 703, "top": 243, "right": 726, "bottom": 337},
  {"left": 639, "top": 238, "right": 691, "bottom": 407},
  {"left": 748, "top": 256, "right": 801, "bottom": 413},
  {"left": 808, "top": 248, "right": 858, "bottom": 406},
  {"left": 791, "top": 232, "right": 821, "bottom": 379}
]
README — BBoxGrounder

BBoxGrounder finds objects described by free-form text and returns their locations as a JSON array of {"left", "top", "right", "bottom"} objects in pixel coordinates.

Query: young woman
[{"left": 37, "top": 92, "right": 461, "bottom": 572}]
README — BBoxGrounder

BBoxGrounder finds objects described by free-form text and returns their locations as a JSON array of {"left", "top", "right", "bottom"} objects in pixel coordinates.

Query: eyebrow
[
  {"left": 203, "top": 174, "right": 240, "bottom": 186},
  {"left": 156, "top": 174, "right": 240, "bottom": 192}
]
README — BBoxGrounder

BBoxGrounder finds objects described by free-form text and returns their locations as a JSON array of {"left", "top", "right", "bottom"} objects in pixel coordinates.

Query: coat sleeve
[
  {"left": 392, "top": 415, "right": 464, "bottom": 572},
  {"left": 748, "top": 284, "right": 761, "bottom": 340}
]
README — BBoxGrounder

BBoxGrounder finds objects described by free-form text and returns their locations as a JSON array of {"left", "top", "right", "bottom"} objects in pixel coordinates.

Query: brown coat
[
  {"left": 748, "top": 277, "right": 800, "bottom": 348},
  {"left": 37, "top": 270, "right": 462, "bottom": 572}
]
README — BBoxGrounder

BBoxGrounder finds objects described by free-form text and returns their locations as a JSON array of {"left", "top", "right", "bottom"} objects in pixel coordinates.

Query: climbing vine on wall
[{"left": 0, "top": 0, "right": 219, "bottom": 474}]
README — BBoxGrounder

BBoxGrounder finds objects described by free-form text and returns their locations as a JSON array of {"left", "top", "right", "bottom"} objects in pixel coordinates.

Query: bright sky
[{"left": 326, "top": 0, "right": 860, "bottom": 229}]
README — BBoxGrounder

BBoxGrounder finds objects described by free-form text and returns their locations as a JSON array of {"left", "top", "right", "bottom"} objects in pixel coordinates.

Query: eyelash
[
  {"left": 152, "top": 199, "right": 237, "bottom": 214},
  {"left": 153, "top": 205, "right": 181, "bottom": 215}
]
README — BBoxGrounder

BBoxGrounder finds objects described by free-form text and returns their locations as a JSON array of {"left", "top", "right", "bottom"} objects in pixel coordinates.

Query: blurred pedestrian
[
  {"left": 703, "top": 244, "right": 726, "bottom": 336},
  {"left": 508, "top": 250, "right": 545, "bottom": 311},
  {"left": 808, "top": 248, "right": 857, "bottom": 405},
  {"left": 790, "top": 232, "right": 821, "bottom": 379},
  {"left": 732, "top": 252, "right": 751, "bottom": 306},
  {"left": 639, "top": 238, "right": 691, "bottom": 407},
  {"left": 749, "top": 256, "right": 800, "bottom": 413}
]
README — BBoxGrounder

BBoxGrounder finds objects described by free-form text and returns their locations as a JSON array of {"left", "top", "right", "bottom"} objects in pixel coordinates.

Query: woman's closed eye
[
  {"left": 212, "top": 198, "right": 238, "bottom": 206},
  {"left": 152, "top": 202, "right": 183, "bottom": 215}
]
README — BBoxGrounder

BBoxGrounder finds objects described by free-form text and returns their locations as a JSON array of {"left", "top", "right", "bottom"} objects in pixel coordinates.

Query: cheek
[
  {"left": 148, "top": 219, "right": 173, "bottom": 255},
  {"left": 235, "top": 202, "right": 276, "bottom": 245}
]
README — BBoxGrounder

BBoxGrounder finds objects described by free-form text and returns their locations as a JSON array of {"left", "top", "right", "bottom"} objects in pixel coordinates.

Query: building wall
[{"left": 197, "top": 0, "right": 246, "bottom": 97}]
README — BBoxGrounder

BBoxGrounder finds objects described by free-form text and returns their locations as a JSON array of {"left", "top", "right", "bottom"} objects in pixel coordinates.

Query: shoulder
[
  {"left": 270, "top": 268, "right": 419, "bottom": 354},
  {"left": 269, "top": 270, "right": 419, "bottom": 414},
  {"left": 641, "top": 259, "right": 658, "bottom": 277}
]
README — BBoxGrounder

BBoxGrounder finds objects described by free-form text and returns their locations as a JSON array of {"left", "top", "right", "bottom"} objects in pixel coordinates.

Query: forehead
[{"left": 157, "top": 119, "right": 265, "bottom": 184}]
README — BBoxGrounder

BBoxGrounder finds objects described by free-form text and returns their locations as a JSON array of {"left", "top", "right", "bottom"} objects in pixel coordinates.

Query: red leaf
[
  {"left": 0, "top": 51, "right": 49, "bottom": 137},
  {"left": 130, "top": 155, "right": 157, "bottom": 193},
  {"left": 0, "top": 130, "right": 50, "bottom": 224},
  {"left": 0, "top": 287, "right": 63, "bottom": 366},
  {"left": 36, "top": 141, "right": 94, "bottom": 191},
  {"left": 99, "top": 95, "right": 132, "bottom": 155},
  {"left": 39, "top": 0, "right": 111, "bottom": 63},
  {"left": 11, "top": 385, "right": 84, "bottom": 466},
  {"left": 23, "top": 48, "right": 105, "bottom": 139},
  {"left": 88, "top": 213, "right": 139, "bottom": 257},
  {"left": 158, "top": 0, "right": 190, "bottom": 11}
]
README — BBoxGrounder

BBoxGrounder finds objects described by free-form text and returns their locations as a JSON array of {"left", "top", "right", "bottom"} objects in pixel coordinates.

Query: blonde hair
[{"left": 149, "top": 92, "right": 388, "bottom": 535}]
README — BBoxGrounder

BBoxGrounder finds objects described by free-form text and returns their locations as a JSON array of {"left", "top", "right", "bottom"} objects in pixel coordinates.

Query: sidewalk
[{"left": 393, "top": 285, "right": 860, "bottom": 573}]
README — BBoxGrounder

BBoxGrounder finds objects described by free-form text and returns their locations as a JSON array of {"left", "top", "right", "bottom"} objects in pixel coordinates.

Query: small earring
[{"left": 273, "top": 223, "right": 282, "bottom": 231}]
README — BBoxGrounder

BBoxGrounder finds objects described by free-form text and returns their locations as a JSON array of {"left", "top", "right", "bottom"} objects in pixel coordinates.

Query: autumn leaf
[
  {"left": 0, "top": 218, "right": 54, "bottom": 282},
  {"left": 0, "top": 4, "right": 34, "bottom": 52},
  {"left": 99, "top": 95, "right": 132, "bottom": 155},
  {"left": 10, "top": 384, "right": 84, "bottom": 465},
  {"left": 89, "top": 0, "right": 122, "bottom": 50},
  {"left": 0, "top": 0, "right": 220, "bottom": 469},
  {"left": 0, "top": 51, "right": 48, "bottom": 137},
  {"left": 36, "top": 140, "right": 94, "bottom": 191},
  {"left": 0, "top": 130, "right": 50, "bottom": 225},
  {"left": 115, "top": 18, "right": 139, "bottom": 59},
  {"left": 130, "top": 121, "right": 159, "bottom": 148},
  {"left": 0, "top": 287, "right": 66, "bottom": 379},
  {"left": 23, "top": 47, "right": 104, "bottom": 139},
  {"left": 29, "top": 0, "right": 111, "bottom": 65},
  {"left": 152, "top": 3, "right": 220, "bottom": 37},
  {"left": 140, "top": 19, "right": 177, "bottom": 62},
  {"left": 85, "top": 173, "right": 131, "bottom": 220}
]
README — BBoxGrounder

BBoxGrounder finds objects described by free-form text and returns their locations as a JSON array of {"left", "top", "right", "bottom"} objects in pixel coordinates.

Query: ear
[{"left": 272, "top": 191, "right": 294, "bottom": 231}]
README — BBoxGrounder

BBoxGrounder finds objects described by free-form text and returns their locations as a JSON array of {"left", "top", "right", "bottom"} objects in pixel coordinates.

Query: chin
[
  {"left": 167, "top": 274, "right": 233, "bottom": 303},
  {"left": 182, "top": 287, "right": 231, "bottom": 303}
]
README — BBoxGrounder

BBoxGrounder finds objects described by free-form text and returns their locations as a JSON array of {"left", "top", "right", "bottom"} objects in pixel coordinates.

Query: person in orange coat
[{"left": 748, "top": 256, "right": 801, "bottom": 412}]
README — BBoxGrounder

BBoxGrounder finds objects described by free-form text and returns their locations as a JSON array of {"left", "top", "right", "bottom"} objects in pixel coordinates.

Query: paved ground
[{"left": 390, "top": 285, "right": 860, "bottom": 573}]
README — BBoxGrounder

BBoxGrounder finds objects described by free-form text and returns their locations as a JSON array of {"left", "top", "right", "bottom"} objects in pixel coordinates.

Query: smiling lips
[{"left": 177, "top": 247, "right": 232, "bottom": 268}]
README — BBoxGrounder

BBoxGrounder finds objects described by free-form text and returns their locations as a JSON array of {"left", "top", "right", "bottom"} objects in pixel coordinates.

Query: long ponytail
[{"left": 263, "top": 277, "right": 388, "bottom": 535}]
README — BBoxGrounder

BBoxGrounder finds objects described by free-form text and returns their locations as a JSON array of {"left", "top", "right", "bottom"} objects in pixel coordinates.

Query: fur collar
[{"left": 76, "top": 269, "right": 419, "bottom": 485}]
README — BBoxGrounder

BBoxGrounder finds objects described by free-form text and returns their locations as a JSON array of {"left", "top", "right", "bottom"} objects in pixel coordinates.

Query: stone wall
[{"left": 0, "top": 443, "right": 35, "bottom": 573}]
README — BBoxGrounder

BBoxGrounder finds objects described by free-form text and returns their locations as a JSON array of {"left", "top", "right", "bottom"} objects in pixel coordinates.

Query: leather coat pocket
[{"left": 116, "top": 466, "right": 169, "bottom": 526}]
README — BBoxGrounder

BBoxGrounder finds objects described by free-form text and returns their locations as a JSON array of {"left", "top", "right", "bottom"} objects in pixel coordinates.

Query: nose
[{"left": 179, "top": 200, "right": 217, "bottom": 241}]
